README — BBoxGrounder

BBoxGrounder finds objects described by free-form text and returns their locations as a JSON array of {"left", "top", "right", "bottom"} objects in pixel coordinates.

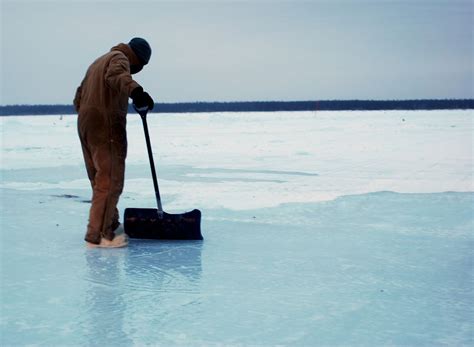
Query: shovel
[{"left": 124, "top": 106, "right": 203, "bottom": 240}]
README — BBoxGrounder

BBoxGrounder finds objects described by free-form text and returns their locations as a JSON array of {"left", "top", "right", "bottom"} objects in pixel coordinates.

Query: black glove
[{"left": 131, "top": 87, "right": 154, "bottom": 110}]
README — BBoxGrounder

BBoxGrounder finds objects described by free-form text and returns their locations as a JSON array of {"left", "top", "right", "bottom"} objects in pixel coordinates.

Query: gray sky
[{"left": 1, "top": 0, "right": 472, "bottom": 104}]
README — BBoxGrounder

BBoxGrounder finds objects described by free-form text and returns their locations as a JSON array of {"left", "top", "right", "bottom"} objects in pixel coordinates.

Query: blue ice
[
  {"left": 1, "top": 186, "right": 472, "bottom": 346},
  {"left": 1, "top": 111, "right": 473, "bottom": 346}
]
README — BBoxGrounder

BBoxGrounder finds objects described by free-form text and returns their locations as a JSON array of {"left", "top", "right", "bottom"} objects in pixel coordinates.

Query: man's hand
[{"left": 131, "top": 87, "right": 154, "bottom": 110}]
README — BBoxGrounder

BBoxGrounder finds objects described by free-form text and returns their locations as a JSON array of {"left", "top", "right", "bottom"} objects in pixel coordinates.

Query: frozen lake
[{"left": 1, "top": 110, "right": 473, "bottom": 346}]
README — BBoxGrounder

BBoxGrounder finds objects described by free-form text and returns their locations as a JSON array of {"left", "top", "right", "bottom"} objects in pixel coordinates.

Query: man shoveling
[{"left": 74, "top": 37, "right": 154, "bottom": 248}]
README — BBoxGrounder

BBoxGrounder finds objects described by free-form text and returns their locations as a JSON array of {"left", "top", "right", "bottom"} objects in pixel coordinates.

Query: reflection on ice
[
  {"left": 123, "top": 241, "right": 203, "bottom": 293},
  {"left": 83, "top": 249, "right": 133, "bottom": 346},
  {"left": 82, "top": 242, "right": 202, "bottom": 346}
]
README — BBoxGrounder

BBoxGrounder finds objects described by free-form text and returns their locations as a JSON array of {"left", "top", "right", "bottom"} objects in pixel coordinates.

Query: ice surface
[{"left": 1, "top": 110, "right": 473, "bottom": 346}]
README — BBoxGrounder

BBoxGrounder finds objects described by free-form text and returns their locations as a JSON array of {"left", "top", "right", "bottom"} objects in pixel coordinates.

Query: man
[{"left": 74, "top": 37, "right": 154, "bottom": 248}]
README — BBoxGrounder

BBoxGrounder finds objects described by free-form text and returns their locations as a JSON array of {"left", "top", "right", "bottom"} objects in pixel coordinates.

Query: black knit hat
[{"left": 128, "top": 37, "right": 152, "bottom": 65}]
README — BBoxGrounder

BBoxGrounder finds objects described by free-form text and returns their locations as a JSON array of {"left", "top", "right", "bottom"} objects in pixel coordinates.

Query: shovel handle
[{"left": 134, "top": 105, "right": 163, "bottom": 213}]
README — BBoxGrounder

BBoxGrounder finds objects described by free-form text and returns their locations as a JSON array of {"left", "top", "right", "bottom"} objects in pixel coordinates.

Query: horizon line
[{"left": 1, "top": 98, "right": 473, "bottom": 107}]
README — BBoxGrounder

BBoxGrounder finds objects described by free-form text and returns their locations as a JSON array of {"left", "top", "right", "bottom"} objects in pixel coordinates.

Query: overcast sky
[{"left": 1, "top": 0, "right": 472, "bottom": 104}]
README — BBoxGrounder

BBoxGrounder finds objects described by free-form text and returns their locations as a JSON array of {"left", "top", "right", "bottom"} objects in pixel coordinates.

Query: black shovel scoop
[{"left": 124, "top": 106, "right": 203, "bottom": 240}]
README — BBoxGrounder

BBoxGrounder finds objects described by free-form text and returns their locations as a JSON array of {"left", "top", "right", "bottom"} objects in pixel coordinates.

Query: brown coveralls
[{"left": 74, "top": 43, "right": 141, "bottom": 244}]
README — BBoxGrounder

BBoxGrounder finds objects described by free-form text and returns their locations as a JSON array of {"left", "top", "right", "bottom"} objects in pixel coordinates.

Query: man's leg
[
  {"left": 99, "top": 134, "right": 126, "bottom": 241},
  {"left": 84, "top": 143, "right": 115, "bottom": 244},
  {"left": 79, "top": 135, "right": 102, "bottom": 244},
  {"left": 85, "top": 138, "right": 126, "bottom": 243}
]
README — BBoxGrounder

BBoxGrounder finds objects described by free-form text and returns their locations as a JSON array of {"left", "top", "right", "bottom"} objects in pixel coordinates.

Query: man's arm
[{"left": 105, "top": 53, "right": 140, "bottom": 97}]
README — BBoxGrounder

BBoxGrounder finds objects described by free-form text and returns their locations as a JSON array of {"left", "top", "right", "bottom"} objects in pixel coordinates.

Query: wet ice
[{"left": 1, "top": 110, "right": 473, "bottom": 346}]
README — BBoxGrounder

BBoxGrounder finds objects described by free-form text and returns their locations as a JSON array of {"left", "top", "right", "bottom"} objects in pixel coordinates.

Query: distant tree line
[{"left": 0, "top": 99, "right": 472, "bottom": 116}]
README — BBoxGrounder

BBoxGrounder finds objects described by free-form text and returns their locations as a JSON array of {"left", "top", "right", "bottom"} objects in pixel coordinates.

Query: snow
[{"left": 1, "top": 110, "right": 473, "bottom": 346}]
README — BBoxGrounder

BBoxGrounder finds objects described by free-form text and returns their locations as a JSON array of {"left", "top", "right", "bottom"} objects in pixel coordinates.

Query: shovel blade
[{"left": 124, "top": 208, "right": 203, "bottom": 240}]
